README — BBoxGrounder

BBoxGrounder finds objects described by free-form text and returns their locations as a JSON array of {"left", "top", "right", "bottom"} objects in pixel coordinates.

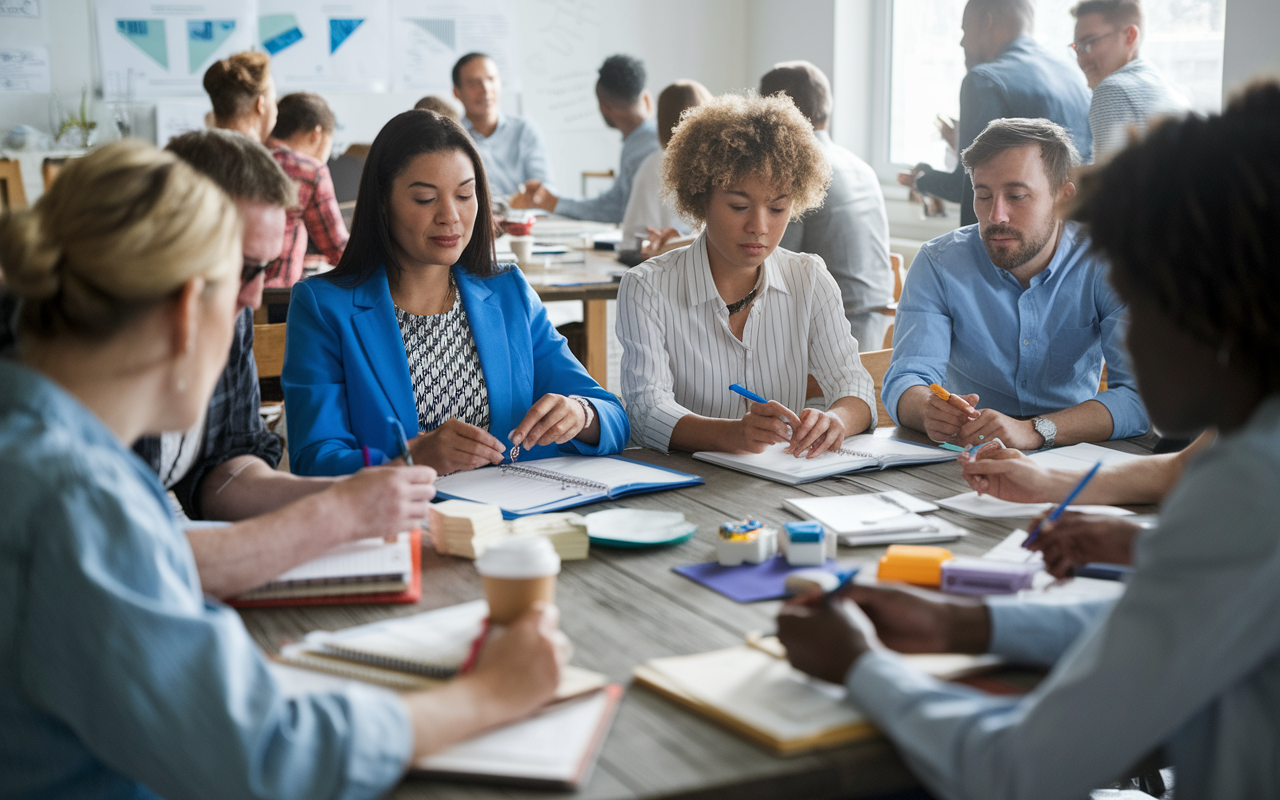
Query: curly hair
[
  {"left": 661, "top": 93, "right": 831, "bottom": 225},
  {"left": 1070, "top": 80, "right": 1280, "bottom": 392}
]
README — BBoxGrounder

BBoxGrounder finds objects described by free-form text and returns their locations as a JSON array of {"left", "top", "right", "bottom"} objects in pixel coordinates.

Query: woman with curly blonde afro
[{"left": 617, "top": 92, "right": 878, "bottom": 457}]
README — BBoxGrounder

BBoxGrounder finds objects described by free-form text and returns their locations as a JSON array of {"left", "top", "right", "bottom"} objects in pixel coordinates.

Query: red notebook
[{"left": 228, "top": 530, "right": 422, "bottom": 609}]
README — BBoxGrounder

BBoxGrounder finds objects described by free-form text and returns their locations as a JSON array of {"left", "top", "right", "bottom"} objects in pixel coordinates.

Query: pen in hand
[
  {"left": 387, "top": 416, "right": 415, "bottom": 466},
  {"left": 1023, "top": 460, "right": 1103, "bottom": 549}
]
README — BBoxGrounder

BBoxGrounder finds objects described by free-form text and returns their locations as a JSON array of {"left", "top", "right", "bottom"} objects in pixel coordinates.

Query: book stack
[
  {"left": 228, "top": 530, "right": 421, "bottom": 608},
  {"left": 429, "top": 500, "right": 590, "bottom": 560},
  {"left": 429, "top": 500, "right": 510, "bottom": 558},
  {"left": 510, "top": 512, "right": 590, "bottom": 560}
]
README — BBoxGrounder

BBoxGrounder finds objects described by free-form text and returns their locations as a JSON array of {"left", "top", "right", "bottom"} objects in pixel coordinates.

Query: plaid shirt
[
  {"left": 266, "top": 144, "right": 349, "bottom": 288},
  {"left": 134, "top": 308, "right": 282, "bottom": 518}
]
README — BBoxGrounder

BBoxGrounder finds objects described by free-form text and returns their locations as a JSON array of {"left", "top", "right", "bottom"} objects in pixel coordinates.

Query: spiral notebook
[
  {"left": 432, "top": 455, "right": 704, "bottom": 518},
  {"left": 228, "top": 530, "right": 421, "bottom": 608},
  {"left": 693, "top": 429, "right": 953, "bottom": 485}
]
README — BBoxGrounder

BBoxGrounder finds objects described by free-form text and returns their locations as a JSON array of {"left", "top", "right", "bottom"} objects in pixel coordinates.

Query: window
[{"left": 883, "top": 0, "right": 1226, "bottom": 171}]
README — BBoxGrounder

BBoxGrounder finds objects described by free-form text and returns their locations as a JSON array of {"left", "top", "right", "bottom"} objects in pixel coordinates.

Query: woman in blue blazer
[{"left": 283, "top": 110, "right": 628, "bottom": 477}]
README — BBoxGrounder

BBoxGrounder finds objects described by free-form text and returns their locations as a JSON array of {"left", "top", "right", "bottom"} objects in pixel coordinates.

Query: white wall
[{"left": 1222, "top": 0, "right": 1280, "bottom": 96}]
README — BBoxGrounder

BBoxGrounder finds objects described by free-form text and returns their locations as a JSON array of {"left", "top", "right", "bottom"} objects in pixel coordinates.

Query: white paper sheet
[
  {"left": 258, "top": 0, "right": 389, "bottom": 92},
  {"left": 936, "top": 491, "right": 1135, "bottom": 519},
  {"left": 389, "top": 0, "right": 521, "bottom": 94},
  {"left": 0, "top": 46, "right": 50, "bottom": 92}
]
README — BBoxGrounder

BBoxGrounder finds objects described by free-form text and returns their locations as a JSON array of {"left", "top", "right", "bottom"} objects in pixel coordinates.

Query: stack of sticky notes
[
  {"left": 510, "top": 513, "right": 590, "bottom": 560},
  {"left": 428, "top": 500, "right": 589, "bottom": 561},
  {"left": 429, "top": 500, "right": 509, "bottom": 558}
]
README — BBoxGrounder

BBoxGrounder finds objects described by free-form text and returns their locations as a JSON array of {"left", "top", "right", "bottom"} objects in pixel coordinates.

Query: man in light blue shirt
[
  {"left": 452, "top": 52, "right": 555, "bottom": 198},
  {"left": 883, "top": 117, "right": 1147, "bottom": 450},
  {"left": 512, "top": 54, "right": 660, "bottom": 223}
]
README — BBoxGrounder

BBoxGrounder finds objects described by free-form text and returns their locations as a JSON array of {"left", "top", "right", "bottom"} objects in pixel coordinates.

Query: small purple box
[{"left": 941, "top": 557, "right": 1039, "bottom": 595}]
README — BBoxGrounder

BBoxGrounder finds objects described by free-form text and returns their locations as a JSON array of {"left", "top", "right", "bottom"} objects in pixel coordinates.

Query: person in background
[
  {"left": 283, "top": 110, "right": 629, "bottom": 477},
  {"left": 512, "top": 54, "right": 659, "bottom": 222},
  {"left": 777, "top": 82, "right": 1280, "bottom": 800},
  {"left": 0, "top": 139, "right": 568, "bottom": 797},
  {"left": 619, "top": 80, "right": 711, "bottom": 258},
  {"left": 884, "top": 118, "right": 1148, "bottom": 450},
  {"left": 415, "top": 94, "right": 460, "bottom": 120},
  {"left": 618, "top": 94, "right": 876, "bottom": 457},
  {"left": 760, "top": 61, "right": 894, "bottom": 352},
  {"left": 898, "top": 0, "right": 1092, "bottom": 227},
  {"left": 1070, "top": 0, "right": 1188, "bottom": 161},
  {"left": 451, "top": 52, "right": 553, "bottom": 198},
  {"left": 266, "top": 91, "right": 349, "bottom": 289},
  {"left": 203, "top": 50, "right": 278, "bottom": 143}
]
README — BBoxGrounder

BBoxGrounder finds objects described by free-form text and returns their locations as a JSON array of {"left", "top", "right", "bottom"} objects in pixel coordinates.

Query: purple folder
[{"left": 673, "top": 555, "right": 854, "bottom": 603}]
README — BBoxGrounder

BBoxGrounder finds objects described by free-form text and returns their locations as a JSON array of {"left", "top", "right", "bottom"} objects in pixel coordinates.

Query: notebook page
[
  {"left": 841, "top": 429, "right": 954, "bottom": 466},
  {"left": 415, "top": 690, "right": 611, "bottom": 780},
  {"left": 1028, "top": 443, "right": 1143, "bottom": 472},
  {"left": 434, "top": 466, "right": 589, "bottom": 511},
  {"left": 696, "top": 442, "right": 877, "bottom": 481},
  {"left": 268, "top": 533, "right": 412, "bottom": 583},
  {"left": 307, "top": 599, "right": 487, "bottom": 670},
  {"left": 936, "top": 492, "right": 1135, "bottom": 519},
  {"left": 527, "top": 455, "right": 689, "bottom": 490},
  {"left": 646, "top": 646, "right": 863, "bottom": 742}
]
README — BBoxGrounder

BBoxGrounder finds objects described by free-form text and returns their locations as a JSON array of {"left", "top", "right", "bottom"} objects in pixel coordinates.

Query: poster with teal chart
[{"left": 257, "top": 0, "right": 388, "bottom": 92}]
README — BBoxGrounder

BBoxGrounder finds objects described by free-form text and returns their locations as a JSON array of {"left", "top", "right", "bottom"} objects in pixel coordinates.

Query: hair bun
[{"left": 0, "top": 209, "right": 62, "bottom": 302}]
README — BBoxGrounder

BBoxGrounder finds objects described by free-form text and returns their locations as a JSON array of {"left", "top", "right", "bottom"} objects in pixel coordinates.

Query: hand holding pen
[
  {"left": 923, "top": 383, "right": 981, "bottom": 444},
  {"left": 730, "top": 384, "right": 846, "bottom": 458},
  {"left": 1023, "top": 460, "right": 1104, "bottom": 550}
]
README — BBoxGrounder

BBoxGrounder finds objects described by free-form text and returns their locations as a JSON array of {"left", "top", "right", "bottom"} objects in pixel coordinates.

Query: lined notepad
[
  {"left": 783, "top": 491, "right": 966, "bottom": 546},
  {"left": 231, "top": 532, "right": 416, "bottom": 603},
  {"left": 693, "top": 429, "right": 953, "bottom": 485}
]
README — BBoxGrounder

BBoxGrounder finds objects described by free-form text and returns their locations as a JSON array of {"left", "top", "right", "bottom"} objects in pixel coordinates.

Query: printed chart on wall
[
  {"left": 258, "top": 0, "right": 389, "bottom": 92},
  {"left": 389, "top": 0, "right": 521, "bottom": 95},
  {"left": 96, "top": 0, "right": 255, "bottom": 99},
  {"left": 520, "top": 0, "right": 602, "bottom": 132}
]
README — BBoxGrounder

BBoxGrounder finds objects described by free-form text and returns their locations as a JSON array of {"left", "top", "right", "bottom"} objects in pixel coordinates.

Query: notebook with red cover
[{"left": 227, "top": 529, "right": 421, "bottom": 608}]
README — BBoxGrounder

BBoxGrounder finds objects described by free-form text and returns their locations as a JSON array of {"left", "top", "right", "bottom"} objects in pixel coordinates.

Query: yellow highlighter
[{"left": 929, "top": 383, "right": 978, "bottom": 417}]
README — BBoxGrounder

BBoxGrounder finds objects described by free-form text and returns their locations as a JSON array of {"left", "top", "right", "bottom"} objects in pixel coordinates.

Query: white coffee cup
[
  {"left": 509, "top": 235, "right": 534, "bottom": 263},
  {"left": 475, "top": 536, "right": 560, "bottom": 624}
]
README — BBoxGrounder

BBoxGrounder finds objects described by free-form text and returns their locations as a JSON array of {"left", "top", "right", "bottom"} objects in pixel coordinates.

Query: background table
[{"left": 239, "top": 430, "right": 1158, "bottom": 800}]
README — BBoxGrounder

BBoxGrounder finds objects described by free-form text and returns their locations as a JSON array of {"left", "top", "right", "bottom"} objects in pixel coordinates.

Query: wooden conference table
[{"left": 238, "top": 429, "right": 1159, "bottom": 800}]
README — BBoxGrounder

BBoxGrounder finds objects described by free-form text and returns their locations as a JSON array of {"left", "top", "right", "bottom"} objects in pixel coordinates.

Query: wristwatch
[
  {"left": 1031, "top": 416, "right": 1057, "bottom": 450},
  {"left": 568, "top": 395, "right": 596, "bottom": 430}
]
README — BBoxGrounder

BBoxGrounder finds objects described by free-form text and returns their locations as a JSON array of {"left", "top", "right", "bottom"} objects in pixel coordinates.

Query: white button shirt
[{"left": 617, "top": 232, "right": 877, "bottom": 451}]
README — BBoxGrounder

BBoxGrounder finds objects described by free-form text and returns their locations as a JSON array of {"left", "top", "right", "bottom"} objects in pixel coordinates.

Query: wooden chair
[
  {"left": 804, "top": 348, "right": 895, "bottom": 428},
  {"left": 41, "top": 157, "right": 69, "bottom": 192},
  {"left": 878, "top": 252, "right": 906, "bottom": 349},
  {"left": 581, "top": 169, "right": 615, "bottom": 198},
  {"left": 252, "top": 323, "right": 287, "bottom": 380},
  {"left": 0, "top": 159, "right": 27, "bottom": 211}
]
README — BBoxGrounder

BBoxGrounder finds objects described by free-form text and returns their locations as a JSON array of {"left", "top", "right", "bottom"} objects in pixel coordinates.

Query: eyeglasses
[
  {"left": 1069, "top": 29, "right": 1121, "bottom": 55},
  {"left": 241, "top": 256, "right": 272, "bottom": 285}
]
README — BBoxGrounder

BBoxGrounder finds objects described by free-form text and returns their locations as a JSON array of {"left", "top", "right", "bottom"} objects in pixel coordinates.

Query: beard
[{"left": 981, "top": 218, "right": 1056, "bottom": 271}]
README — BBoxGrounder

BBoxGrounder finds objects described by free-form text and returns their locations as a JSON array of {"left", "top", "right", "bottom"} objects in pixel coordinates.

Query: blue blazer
[{"left": 282, "top": 264, "right": 629, "bottom": 476}]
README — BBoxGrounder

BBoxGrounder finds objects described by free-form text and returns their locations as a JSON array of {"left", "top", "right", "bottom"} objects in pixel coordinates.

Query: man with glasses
[
  {"left": 899, "top": 0, "right": 1093, "bottom": 227},
  {"left": 1071, "top": 0, "right": 1187, "bottom": 161}
]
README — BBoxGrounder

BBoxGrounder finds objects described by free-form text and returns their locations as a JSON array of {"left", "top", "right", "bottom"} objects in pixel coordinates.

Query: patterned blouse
[{"left": 395, "top": 285, "right": 491, "bottom": 434}]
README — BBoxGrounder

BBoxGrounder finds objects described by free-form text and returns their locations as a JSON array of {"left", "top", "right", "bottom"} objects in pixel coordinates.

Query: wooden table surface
[{"left": 239, "top": 430, "right": 1158, "bottom": 800}]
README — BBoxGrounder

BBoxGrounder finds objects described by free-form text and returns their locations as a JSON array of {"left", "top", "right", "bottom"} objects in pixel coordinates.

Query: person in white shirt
[
  {"left": 617, "top": 93, "right": 877, "bottom": 457},
  {"left": 776, "top": 81, "right": 1280, "bottom": 800},
  {"left": 1070, "top": 0, "right": 1188, "bottom": 161},
  {"left": 620, "top": 80, "right": 711, "bottom": 255}
]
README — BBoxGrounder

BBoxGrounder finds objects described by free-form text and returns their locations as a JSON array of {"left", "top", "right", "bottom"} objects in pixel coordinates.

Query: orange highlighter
[{"left": 929, "top": 383, "right": 979, "bottom": 418}]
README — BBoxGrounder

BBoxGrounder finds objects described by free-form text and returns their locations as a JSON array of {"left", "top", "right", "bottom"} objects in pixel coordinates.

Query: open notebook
[
  {"left": 432, "top": 455, "right": 703, "bottom": 518},
  {"left": 267, "top": 661, "right": 621, "bottom": 790},
  {"left": 693, "top": 429, "right": 954, "bottom": 485},
  {"left": 228, "top": 530, "right": 420, "bottom": 608},
  {"left": 783, "top": 492, "right": 967, "bottom": 546},
  {"left": 633, "top": 634, "right": 1000, "bottom": 756}
]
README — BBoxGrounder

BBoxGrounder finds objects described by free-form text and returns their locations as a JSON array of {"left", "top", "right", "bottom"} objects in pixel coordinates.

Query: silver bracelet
[{"left": 567, "top": 395, "right": 596, "bottom": 431}]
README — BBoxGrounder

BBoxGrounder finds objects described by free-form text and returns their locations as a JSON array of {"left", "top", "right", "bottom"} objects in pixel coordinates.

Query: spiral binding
[
  {"left": 833, "top": 447, "right": 876, "bottom": 459},
  {"left": 318, "top": 643, "right": 462, "bottom": 678},
  {"left": 500, "top": 463, "right": 610, "bottom": 492}
]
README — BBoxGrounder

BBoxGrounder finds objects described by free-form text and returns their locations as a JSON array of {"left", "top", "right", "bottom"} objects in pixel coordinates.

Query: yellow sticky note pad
[{"left": 877, "top": 544, "right": 954, "bottom": 587}]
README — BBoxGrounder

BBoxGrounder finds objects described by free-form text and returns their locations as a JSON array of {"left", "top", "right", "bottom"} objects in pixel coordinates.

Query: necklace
[{"left": 725, "top": 287, "right": 758, "bottom": 316}]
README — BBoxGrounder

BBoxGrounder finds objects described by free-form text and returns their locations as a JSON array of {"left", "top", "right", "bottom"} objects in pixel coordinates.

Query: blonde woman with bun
[
  {"left": 203, "top": 50, "right": 278, "bottom": 142},
  {"left": 0, "top": 140, "right": 567, "bottom": 798}
]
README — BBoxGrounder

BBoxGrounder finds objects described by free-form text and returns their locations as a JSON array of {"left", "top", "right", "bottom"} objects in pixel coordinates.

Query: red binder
[{"left": 227, "top": 529, "right": 422, "bottom": 609}]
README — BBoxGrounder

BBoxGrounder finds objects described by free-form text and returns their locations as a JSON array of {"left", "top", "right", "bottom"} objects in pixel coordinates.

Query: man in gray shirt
[
  {"left": 761, "top": 61, "right": 894, "bottom": 351},
  {"left": 451, "top": 52, "right": 555, "bottom": 198},
  {"left": 1070, "top": 0, "right": 1188, "bottom": 160},
  {"left": 512, "top": 54, "right": 659, "bottom": 223}
]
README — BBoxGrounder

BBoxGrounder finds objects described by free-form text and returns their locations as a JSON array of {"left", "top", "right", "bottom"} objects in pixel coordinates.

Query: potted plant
[{"left": 57, "top": 88, "right": 97, "bottom": 150}]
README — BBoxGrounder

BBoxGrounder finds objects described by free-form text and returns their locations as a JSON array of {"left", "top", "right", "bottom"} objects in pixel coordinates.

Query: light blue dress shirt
[
  {"left": 555, "top": 118, "right": 660, "bottom": 223},
  {"left": 845, "top": 394, "right": 1280, "bottom": 799},
  {"left": 882, "top": 222, "right": 1148, "bottom": 439},
  {"left": 0, "top": 360, "right": 410, "bottom": 800},
  {"left": 462, "top": 114, "right": 554, "bottom": 198}
]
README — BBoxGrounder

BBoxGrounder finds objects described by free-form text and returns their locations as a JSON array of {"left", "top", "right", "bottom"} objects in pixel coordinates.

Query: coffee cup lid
[{"left": 475, "top": 536, "right": 561, "bottom": 579}]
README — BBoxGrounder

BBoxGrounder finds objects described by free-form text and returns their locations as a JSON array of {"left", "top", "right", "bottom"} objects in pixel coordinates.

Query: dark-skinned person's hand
[
  {"left": 843, "top": 583, "right": 991, "bottom": 654},
  {"left": 1026, "top": 511, "right": 1143, "bottom": 578},
  {"left": 776, "top": 591, "right": 884, "bottom": 685}
]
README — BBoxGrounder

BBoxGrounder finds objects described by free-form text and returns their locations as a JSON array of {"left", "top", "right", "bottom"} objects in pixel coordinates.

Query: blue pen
[
  {"left": 387, "top": 416, "right": 415, "bottom": 466},
  {"left": 729, "top": 383, "right": 769, "bottom": 404},
  {"left": 1023, "top": 460, "right": 1103, "bottom": 548},
  {"left": 826, "top": 566, "right": 860, "bottom": 598}
]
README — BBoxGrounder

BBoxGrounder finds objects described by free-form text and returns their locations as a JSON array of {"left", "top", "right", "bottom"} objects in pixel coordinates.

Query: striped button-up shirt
[
  {"left": 1089, "top": 57, "right": 1188, "bottom": 161},
  {"left": 617, "top": 232, "right": 877, "bottom": 451}
]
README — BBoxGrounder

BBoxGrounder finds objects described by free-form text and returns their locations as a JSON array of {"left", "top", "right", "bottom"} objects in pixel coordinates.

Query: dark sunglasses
[{"left": 241, "top": 257, "right": 271, "bottom": 285}]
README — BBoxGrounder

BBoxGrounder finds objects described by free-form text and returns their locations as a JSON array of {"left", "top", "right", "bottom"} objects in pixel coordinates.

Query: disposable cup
[{"left": 475, "top": 537, "right": 560, "bottom": 624}]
